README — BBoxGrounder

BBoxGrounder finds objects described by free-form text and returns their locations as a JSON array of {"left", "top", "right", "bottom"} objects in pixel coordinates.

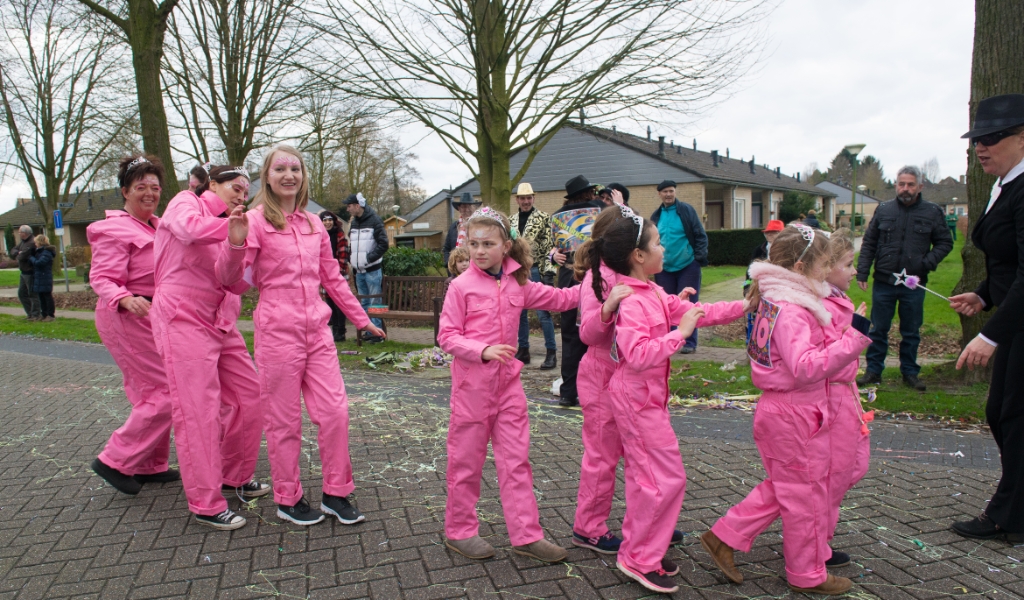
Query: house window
[{"left": 751, "top": 192, "right": 763, "bottom": 229}]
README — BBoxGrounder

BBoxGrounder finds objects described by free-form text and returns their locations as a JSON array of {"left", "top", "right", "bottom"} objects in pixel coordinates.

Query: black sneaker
[
  {"left": 558, "top": 397, "right": 579, "bottom": 407},
  {"left": 856, "top": 371, "right": 882, "bottom": 386},
  {"left": 91, "top": 458, "right": 141, "bottom": 495},
  {"left": 670, "top": 529, "right": 684, "bottom": 545},
  {"left": 195, "top": 509, "right": 246, "bottom": 530},
  {"left": 277, "top": 497, "right": 325, "bottom": 525},
  {"left": 903, "top": 374, "right": 926, "bottom": 391},
  {"left": 134, "top": 469, "right": 181, "bottom": 484},
  {"left": 321, "top": 494, "right": 365, "bottom": 525},
  {"left": 222, "top": 479, "right": 272, "bottom": 498},
  {"left": 950, "top": 513, "right": 1024, "bottom": 543},
  {"left": 825, "top": 549, "right": 851, "bottom": 568},
  {"left": 661, "top": 557, "right": 680, "bottom": 577},
  {"left": 572, "top": 531, "right": 621, "bottom": 554},
  {"left": 365, "top": 336, "right": 384, "bottom": 344},
  {"left": 617, "top": 560, "right": 679, "bottom": 594}
]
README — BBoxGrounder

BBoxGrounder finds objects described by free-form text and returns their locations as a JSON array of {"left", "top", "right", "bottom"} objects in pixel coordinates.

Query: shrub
[
  {"left": 382, "top": 246, "right": 445, "bottom": 276},
  {"left": 63, "top": 245, "right": 92, "bottom": 267},
  {"left": 706, "top": 229, "right": 766, "bottom": 266}
]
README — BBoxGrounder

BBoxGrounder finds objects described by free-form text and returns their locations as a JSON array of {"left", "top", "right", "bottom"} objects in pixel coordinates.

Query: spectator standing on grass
[
  {"left": 320, "top": 210, "right": 350, "bottom": 342},
  {"left": 344, "top": 192, "right": 389, "bottom": 342},
  {"left": 946, "top": 208, "right": 959, "bottom": 241},
  {"left": 11, "top": 225, "right": 41, "bottom": 320},
  {"left": 855, "top": 165, "right": 953, "bottom": 391},
  {"left": 803, "top": 210, "right": 822, "bottom": 229},
  {"left": 650, "top": 179, "right": 709, "bottom": 354},
  {"left": 443, "top": 192, "right": 482, "bottom": 268},
  {"left": 511, "top": 182, "right": 558, "bottom": 370},
  {"left": 29, "top": 234, "right": 56, "bottom": 322}
]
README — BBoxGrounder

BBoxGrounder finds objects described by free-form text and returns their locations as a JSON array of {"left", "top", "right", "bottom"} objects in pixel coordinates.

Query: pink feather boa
[{"left": 748, "top": 261, "right": 832, "bottom": 326}]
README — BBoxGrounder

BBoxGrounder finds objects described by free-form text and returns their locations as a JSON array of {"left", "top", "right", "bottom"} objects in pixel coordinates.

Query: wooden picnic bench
[{"left": 354, "top": 275, "right": 450, "bottom": 346}]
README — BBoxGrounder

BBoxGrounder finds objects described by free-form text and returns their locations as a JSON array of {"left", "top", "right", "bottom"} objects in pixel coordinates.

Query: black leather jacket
[{"left": 856, "top": 194, "right": 953, "bottom": 286}]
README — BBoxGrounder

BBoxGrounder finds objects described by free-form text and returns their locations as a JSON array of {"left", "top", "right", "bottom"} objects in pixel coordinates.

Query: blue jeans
[
  {"left": 865, "top": 280, "right": 925, "bottom": 377},
  {"left": 517, "top": 266, "right": 557, "bottom": 350},
  {"left": 355, "top": 268, "right": 384, "bottom": 329},
  {"left": 654, "top": 261, "right": 702, "bottom": 348}
]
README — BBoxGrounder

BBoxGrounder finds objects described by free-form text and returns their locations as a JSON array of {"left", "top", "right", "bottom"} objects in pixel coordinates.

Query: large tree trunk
[
  {"left": 127, "top": 0, "right": 179, "bottom": 210},
  {"left": 472, "top": 0, "right": 512, "bottom": 213},
  {"left": 953, "top": 0, "right": 1024, "bottom": 382}
]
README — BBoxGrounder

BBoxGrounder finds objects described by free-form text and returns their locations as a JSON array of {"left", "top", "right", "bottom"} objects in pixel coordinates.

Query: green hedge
[
  {"left": 706, "top": 228, "right": 765, "bottom": 266},
  {"left": 382, "top": 246, "right": 445, "bottom": 276}
]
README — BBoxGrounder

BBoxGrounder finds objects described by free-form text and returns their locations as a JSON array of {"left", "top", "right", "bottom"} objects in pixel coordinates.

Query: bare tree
[
  {"left": 312, "top": 0, "right": 767, "bottom": 211},
  {"left": 0, "top": 0, "right": 132, "bottom": 259},
  {"left": 74, "top": 0, "right": 181, "bottom": 209},
  {"left": 920, "top": 156, "right": 941, "bottom": 183},
  {"left": 163, "top": 0, "right": 313, "bottom": 168}
]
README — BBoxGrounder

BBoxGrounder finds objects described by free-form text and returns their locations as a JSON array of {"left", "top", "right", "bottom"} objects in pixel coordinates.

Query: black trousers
[
  {"left": 557, "top": 265, "right": 587, "bottom": 401},
  {"left": 986, "top": 330, "right": 1024, "bottom": 532},
  {"left": 325, "top": 295, "right": 346, "bottom": 337},
  {"left": 38, "top": 291, "right": 55, "bottom": 317}
]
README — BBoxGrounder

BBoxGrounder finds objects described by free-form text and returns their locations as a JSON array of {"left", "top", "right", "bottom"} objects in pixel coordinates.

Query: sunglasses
[{"left": 972, "top": 129, "right": 1019, "bottom": 147}]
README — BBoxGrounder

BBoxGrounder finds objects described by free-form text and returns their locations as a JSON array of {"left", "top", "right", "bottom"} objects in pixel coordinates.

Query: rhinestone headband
[
  {"left": 618, "top": 204, "right": 644, "bottom": 247},
  {"left": 223, "top": 166, "right": 249, "bottom": 179},
  {"left": 125, "top": 156, "right": 150, "bottom": 172},
  {"left": 202, "top": 162, "right": 212, "bottom": 173},
  {"left": 793, "top": 224, "right": 816, "bottom": 262},
  {"left": 467, "top": 206, "right": 509, "bottom": 235}
]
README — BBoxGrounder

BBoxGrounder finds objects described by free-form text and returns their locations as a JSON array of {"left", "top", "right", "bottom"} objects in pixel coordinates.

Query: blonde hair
[
  {"left": 827, "top": 227, "right": 855, "bottom": 263},
  {"left": 746, "top": 225, "right": 833, "bottom": 307},
  {"left": 447, "top": 246, "right": 470, "bottom": 275},
  {"left": 464, "top": 209, "right": 533, "bottom": 286},
  {"left": 252, "top": 145, "right": 312, "bottom": 232},
  {"left": 34, "top": 234, "right": 49, "bottom": 246}
]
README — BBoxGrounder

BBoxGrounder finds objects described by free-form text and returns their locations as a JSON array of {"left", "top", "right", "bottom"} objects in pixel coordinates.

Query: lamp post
[
  {"left": 857, "top": 184, "right": 867, "bottom": 233},
  {"left": 844, "top": 143, "right": 866, "bottom": 231}
]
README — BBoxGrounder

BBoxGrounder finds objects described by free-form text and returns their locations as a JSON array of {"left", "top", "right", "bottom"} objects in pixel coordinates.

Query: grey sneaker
[
  {"left": 321, "top": 494, "right": 365, "bottom": 525},
  {"left": 277, "top": 497, "right": 325, "bottom": 526}
]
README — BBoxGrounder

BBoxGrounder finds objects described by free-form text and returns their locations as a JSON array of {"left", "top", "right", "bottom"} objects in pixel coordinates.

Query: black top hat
[
  {"left": 962, "top": 94, "right": 1024, "bottom": 139},
  {"left": 452, "top": 192, "right": 482, "bottom": 206},
  {"left": 564, "top": 175, "right": 597, "bottom": 199}
]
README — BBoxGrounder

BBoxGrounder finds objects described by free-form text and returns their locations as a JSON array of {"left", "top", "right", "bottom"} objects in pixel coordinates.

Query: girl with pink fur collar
[{"left": 700, "top": 225, "right": 870, "bottom": 596}]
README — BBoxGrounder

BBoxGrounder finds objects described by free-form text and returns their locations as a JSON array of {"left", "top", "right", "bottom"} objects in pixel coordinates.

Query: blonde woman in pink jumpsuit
[
  {"left": 152, "top": 165, "right": 270, "bottom": 531},
  {"left": 217, "top": 145, "right": 386, "bottom": 527},
  {"left": 89, "top": 155, "right": 177, "bottom": 496}
]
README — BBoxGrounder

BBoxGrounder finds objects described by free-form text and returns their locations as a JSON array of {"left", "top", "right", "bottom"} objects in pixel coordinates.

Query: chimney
[
  {"left": 670, "top": 140, "right": 674, "bottom": 149},
  {"left": 749, "top": 157, "right": 756, "bottom": 174},
  {"left": 612, "top": 125, "right": 616, "bottom": 134},
  {"left": 692, "top": 139, "right": 697, "bottom": 151},
  {"left": 776, "top": 167, "right": 781, "bottom": 179},
  {"left": 676, "top": 146, "right": 682, "bottom": 154},
  {"left": 658, "top": 136, "right": 665, "bottom": 157},
  {"left": 797, "top": 173, "right": 801, "bottom": 183},
  {"left": 647, "top": 126, "right": 652, "bottom": 141},
  {"left": 726, "top": 148, "right": 730, "bottom": 159},
  {"left": 579, "top": 108, "right": 585, "bottom": 126},
  {"left": 711, "top": 150, "right": 719, "bottom": 167},
  {"left": 960, "top": 174, "right": 965, "bottom": 184}
]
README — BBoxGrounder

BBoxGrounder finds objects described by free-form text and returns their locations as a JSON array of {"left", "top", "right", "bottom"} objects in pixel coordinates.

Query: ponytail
[{"left": 590, "top": 241, "right": 607, "bottom": 302}]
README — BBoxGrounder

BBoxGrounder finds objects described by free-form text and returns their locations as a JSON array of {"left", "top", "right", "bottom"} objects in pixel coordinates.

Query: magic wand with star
[{"left": 892, "top": 269, "right": 949, "bottom": 301}]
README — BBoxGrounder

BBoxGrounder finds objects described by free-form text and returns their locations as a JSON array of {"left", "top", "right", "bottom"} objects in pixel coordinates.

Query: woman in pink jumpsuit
[
  {"left": 89, "top": 155, "right": 177, "bottom": 496},
  {"left": 701, "top": 226, "right": 870, "bottom": 596},
  {"left": 217, "top": 146, "right": 385, "bottom": 527},
  {"left": 437, "top": 207, "right": 579, "bottom": 563},
  {"left": 152, "top": 165, "right": 269, "bottom": 531}
]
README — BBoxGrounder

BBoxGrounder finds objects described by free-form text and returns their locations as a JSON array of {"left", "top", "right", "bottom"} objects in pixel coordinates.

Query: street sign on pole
[
  {"left": 57, "top": 202, "right": 74, "bottom": 209},
  {"left": 53, "top": 209, "right": 62, "bottom": 230}
]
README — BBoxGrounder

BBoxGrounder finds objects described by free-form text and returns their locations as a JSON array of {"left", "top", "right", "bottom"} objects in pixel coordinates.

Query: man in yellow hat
[{"left": 510, "top": 182, "right": 558, "bottom": 369}]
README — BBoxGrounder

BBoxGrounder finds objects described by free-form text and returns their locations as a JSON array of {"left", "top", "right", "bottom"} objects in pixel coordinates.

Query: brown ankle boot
[
  {"left": 445, "top": 535, "right": 495, "bottom": 559},
  {"left": 700, "top": 530, "right": 742, "bottom": 584},
  {"left": 512, "top": 539, "right": 567, "bottom": 563},
  {"left": 788, "top": 574, "right": 853, "bottom": 595}
]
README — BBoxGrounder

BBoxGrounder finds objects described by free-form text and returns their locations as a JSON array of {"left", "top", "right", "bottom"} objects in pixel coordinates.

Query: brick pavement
[{"left": 0, "top": 343, "right": 1020, "bottom": 599}]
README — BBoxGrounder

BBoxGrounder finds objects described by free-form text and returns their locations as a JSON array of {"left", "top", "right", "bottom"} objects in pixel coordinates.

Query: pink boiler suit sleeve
[
  {"left": 664, "top": 295, "right": 745, "bottom": 328},
  {"left": 773, "top": 310, "right": 871, "bottom": 387},
  {"left": 615, "top": 296, "right": 684, "bottom": 372},
  {"left": 317, "top": 227, "right": 370, "bottom": 330},
  {"left": 437, "top": 285, "right": 489, "bottom": 362},
  {"left": 161, "top": 192, "right": 230, "bottom": 245},
  {"left": 578, "top": 280, "right": 613, "bottom": 347},
  {"left": 522, "top": 280, "right": 579, "bottom": 312},
  {"left": 87, "top": 232, "right": 134, "bottom": 309}
]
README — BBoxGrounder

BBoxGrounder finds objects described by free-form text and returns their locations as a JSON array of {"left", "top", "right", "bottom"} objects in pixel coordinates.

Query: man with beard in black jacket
[{"left": 856, "top": 166, "right": 953, "bottom": 390}]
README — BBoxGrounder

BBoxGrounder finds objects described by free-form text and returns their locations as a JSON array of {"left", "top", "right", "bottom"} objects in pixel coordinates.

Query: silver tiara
[
  {"left": 618, "top": 204, "right": 643, "bottom": 247},
  {"left": 224, "top": 166, "right": 249, "bottom": 178},
  {"left": 202, "top": 162, "right": 212, "bottom": 173},
  {"left": 125, "top": 156, "right": 150, "bottom": 172}
]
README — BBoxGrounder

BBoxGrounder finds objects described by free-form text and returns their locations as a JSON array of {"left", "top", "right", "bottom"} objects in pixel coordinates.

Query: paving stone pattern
[{"left": 0, "top": 348, "right": 1021, "bottom": 599}]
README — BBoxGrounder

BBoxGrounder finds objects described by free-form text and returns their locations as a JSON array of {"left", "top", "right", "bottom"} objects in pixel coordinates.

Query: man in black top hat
[
  {"left": 443, "top": 192, "right": 483, "bottom": 270},
  {"left": 549, "top": 175, "right": 605, "bottom": 407}
]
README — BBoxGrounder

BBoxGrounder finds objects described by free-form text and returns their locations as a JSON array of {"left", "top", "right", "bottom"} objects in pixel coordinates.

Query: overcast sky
[{"left": 0, "top": 0, "right": 974, "bottom": 214}]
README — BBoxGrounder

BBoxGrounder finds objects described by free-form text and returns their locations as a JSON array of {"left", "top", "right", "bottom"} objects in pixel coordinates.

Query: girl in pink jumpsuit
[
  {"left": 217, "top": 146, "right": 385, "bottom": 527},
  {"left": 822, "top": 231, "right": 873, "bottom": 563},
  {"left": 153, "top": 165, "right": 269, "bottom": 531},
  {"left": 89, "top": 155, "right": 177, "bottom": 496},
  {"left": 437, "top": 207, "right": 579, "bottom": 563},
  {"left": 701, "top": 225, "right": 870, "bottom": 595},
  {"left": 585, "top": 212, "right": 743, "bottom": 594}
]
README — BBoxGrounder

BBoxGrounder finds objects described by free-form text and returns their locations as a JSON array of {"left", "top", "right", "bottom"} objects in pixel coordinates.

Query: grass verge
[{"left": 0, "top": 271, "right": 82, "bottom": 288}]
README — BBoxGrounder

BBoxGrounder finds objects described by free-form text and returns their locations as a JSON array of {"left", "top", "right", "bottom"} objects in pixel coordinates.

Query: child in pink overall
[
  {"left": 89, "top": 155, "right": 176, "bottom": 496},
  {"left": 823, "top": 231, "right": 873, "bottom": 560},
  {"left": 585, "top": 211, "right": 743, "bottom": 594},
  {"left": 218, "top": 146, "right": 385, "bottom": 527},
  {"left": 701, "top": 225, "right": 870, "bottom": 596},
  {"left": 153, "top": 166, "right": 269, "bottom": 531},
  {"left": 437, "top": 207, "right": 579, "bottom": 563}
]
